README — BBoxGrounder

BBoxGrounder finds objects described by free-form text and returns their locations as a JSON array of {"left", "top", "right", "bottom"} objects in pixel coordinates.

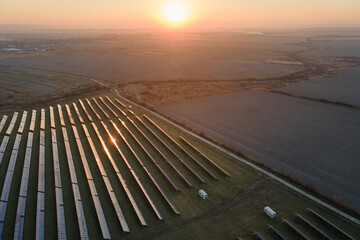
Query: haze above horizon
[{"left": 1, "top": 0, "right": 360, "bottom": 29}]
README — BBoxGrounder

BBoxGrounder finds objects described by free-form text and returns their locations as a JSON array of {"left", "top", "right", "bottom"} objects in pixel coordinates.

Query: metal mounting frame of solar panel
[
  {"left": 142, "top": 115, "right": 206, "bottom": 184},
  {"left": 90, "top": 122, "right": 148, "bottom": 227}
]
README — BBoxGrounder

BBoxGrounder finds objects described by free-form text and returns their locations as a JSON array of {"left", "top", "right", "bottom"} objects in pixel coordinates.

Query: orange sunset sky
[{"left": 1, "top": 0, "right": 360, "bottom": 29}]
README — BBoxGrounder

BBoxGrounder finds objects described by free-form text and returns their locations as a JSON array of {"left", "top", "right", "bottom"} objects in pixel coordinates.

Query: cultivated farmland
[
  {"left": 277, "top": 66, "right": 360, "bottom": 107},
  {"left": 156, "top": 90, "right": 360, "bottom": 213},
  {"left": 0, "top": 94, "right": 359, "bottom": 239}
]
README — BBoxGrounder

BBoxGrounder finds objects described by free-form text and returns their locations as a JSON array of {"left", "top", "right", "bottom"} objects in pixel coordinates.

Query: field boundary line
[{"left": 113, "top": 88, "right": 360, "bottom": 226}]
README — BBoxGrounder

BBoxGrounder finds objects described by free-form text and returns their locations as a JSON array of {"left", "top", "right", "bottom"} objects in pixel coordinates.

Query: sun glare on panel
[{"left": 163, "top": 3, "right": 188, "bottom": 26}]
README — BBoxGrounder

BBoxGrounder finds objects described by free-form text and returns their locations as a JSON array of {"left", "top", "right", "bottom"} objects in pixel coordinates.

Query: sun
[{"left": 163, "top": 3, "right": 187, "bottom": 26}]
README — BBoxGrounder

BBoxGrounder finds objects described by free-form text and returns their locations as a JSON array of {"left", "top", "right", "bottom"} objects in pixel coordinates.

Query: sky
[{"left": 1, "top": 0, "right": 360, "bottom": 29}]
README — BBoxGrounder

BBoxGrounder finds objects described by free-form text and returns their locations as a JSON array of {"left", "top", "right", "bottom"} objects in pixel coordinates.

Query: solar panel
[
  {"left": 89, "top": 182, "right": 111, "bottom": 239},
  {"left": 79, "top": 99, "right": 93, "bottom": 122},
  {"left": 308, "top": 208, "right": 355, "bottom": 240},
  {"left": 115, "top": 98, "right": 126, "bottom": 108},
  {"left": 13, "top": 213, "right": 25, "bottom": 240},
  {"left": 51, "top": 129, "right": 57, "bottom": 144},
  {"left": 180, "top": 137, "right": 229, "bottom": 176},
  {"left": 71, "top": 184, "right": 89, "bottom": 239},
  {"left": 38, "top": 163, "right": 45, "bottom": 193},
  {"left": 73, "top": 103, "right": 84, "bottom": 123},
  {"left": 23, "top": 147, "right": 32, "bottom": 169},
  {"left": 91, "top": 122, "right": 147, "bottom": 227},
  {"left": 29, "top": 110, "right": 36, "bottom": 131},
  {"left": 13, "top": 133, "right": 22, "bottom": 151},
  {"left": 295, "top": 214, "right": 332, "bottom": 240},
  {"left": 58, "top": 104, "right": 65, "bottom": 127},
  {"left": 102, "top": 121, "right": 165, "bottom": 220},
  {"left": 35, "top": 191, "right": 45, "bottom": 239},
  {"left": 99, "top": 97, "right": 118, "bottom": 117},
  {"left": 40, "top": 130, "right": 45, "bottom": 146},
  {"left": 1, "top": 171, "right": 14, "bottom": 201},
  {"left": 0, "top": 201, "right": 8, "bottom": 221},
  {"left": 282, "top": 218, "right": 310, "bottom": 240},
  {"left": 252, "top": 231, "right": 266, "bottom": 240},
  {"left": 0, "top": 115, "right": 8, "bottom": 133},
  {"left": 73, "top": 126, "right": 92, "bottom": 180},
  {"left": 26, "top": 132, "right": 34, "bottom": 148},
  {"left": 0, "top": 136, "right": 9, "bottom": 153},
  {"left": 18, "top": 165, "right": 30, "bottom": 197},
  {"left": 105, "top": 96, "right": 126, "bottom": 116},
  {"left": 125, "top": 118, "right": 180, "bottom": 191},
  {"left": 65, "top": 104, "right": 75, "bottom": 125},
  {"left": 7, "top": 150, "right": 18, "bottom": 172},
  {"left": 5, "top": 112, "right": 18, "bottom": 135},
  {"left": 142, "top": 115, "right": 205, "bottom": 184},
  {"left": 130, "top": 117, "right": 191, "bottom": 188},
  {"left": 17, "top": 196, "right": 27, "bottom": 217},
  {"left": 49, "top": 106, "right": 55, "bottom": 128},
  {"left": 81, "top": 125, "right": 107, "bottom": 177},
  {"left": 85, "top": 98, "right": 101, "bottom": 120},
  {"left": 92, "top": 98, "right": 110, "bottom": 119},
  {"left": 55, "top": 188, "right": 66, "bottom": 240},
  {"left": 268, "top": 224, "right": 287, "bottom": 240},
  {"left": 17, "top": 111, "right": 28, "bottom": 133},
  {"left": 40, "top": 109, "right": 45, "bottom": 130},
  {"left": 62, "top": 127, "right": 89, "bottom": 238},
  {"left": 117, "top": 119, "right": 180, "bottom": 214}
]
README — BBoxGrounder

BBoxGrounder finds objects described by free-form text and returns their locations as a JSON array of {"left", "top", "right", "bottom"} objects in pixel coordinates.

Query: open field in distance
[
  {"left": 277, "top": 66, "right": 360, "bottom": 107},
  {"left": 156, "top": 90, "right": 360, "bottom": 213}
]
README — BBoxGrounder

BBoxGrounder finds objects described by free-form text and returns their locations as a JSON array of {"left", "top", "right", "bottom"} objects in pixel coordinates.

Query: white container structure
[
  {"left": 264, "top": 206, "right": 276, "bottom": 219},
  {"left": 199, "top": 189, "right": 208, "bottom": 199}
]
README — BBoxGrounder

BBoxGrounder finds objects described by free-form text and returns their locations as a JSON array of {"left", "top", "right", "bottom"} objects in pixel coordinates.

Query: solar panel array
[{"left": 0, "top": 95, "right": 236, "bottom": 238}]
